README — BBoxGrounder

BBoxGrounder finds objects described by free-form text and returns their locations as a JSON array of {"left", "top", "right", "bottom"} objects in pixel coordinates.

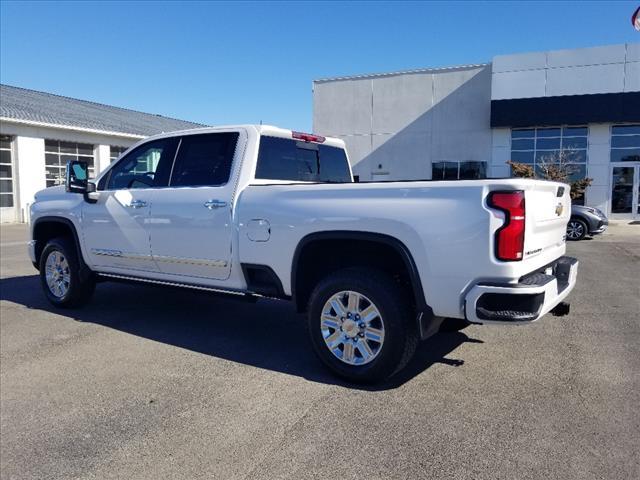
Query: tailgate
[{"left": 523, "top": 182, "right": 570, "bottom": 260}]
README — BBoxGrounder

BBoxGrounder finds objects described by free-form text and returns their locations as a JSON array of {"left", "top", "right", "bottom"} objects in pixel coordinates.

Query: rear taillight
[
  {"left": 488, "top": 190, "right": 525, "bottom": 261},
  {"left": 292, "top": 131, "right": 326, "bottom": 143}
]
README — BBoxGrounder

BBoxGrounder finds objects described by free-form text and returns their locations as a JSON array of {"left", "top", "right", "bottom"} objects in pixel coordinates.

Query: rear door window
[
  {"left": 255, "top": 136, "right": 351, "bottom": 182},
  {"left": 170, "top": 132, "right": 239, "bottom": 187}
]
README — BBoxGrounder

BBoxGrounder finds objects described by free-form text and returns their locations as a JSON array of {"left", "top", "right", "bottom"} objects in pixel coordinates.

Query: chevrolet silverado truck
[{"left": 28, "top": 125, "right": 578, "bottom": 382}]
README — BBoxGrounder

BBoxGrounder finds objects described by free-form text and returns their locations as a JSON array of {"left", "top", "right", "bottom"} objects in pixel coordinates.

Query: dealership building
[
  {"left": 1, "top": 43, "right": 639, "bottom": 224},
  {"left": 0, "top": 84, "right": 202, "bottom": 223},
  {"left": 313, "top": 43, "right": 640, "bottom": 220}
]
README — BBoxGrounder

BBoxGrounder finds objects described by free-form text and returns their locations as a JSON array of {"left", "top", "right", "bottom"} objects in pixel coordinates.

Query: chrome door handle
[
  {"left": 204, "top": 199, "right": 227, "bottom": 210},
  {"left": 128, "top": 199, "right": 147, "bottom": 209}
]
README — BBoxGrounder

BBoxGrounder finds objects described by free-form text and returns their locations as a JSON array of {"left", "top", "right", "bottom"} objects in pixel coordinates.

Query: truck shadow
[{"left": 0, "top": 275, "right": 482, "bottom": 391}]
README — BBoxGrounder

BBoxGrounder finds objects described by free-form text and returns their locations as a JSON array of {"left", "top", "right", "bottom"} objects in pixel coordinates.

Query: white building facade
[
  {"left": 313, "top": 43, "right": 640, "bottom": 220},
  {"left": 0, "top": 85, "right": 202, "bottom": 223}
]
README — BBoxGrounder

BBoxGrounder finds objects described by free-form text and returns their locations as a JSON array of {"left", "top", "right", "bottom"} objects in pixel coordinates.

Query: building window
[
  {"left": 0, "top": 135, "right": 14, "bottom": 208},
  {"left": 44, "top": 140, "right": 95, "bottom": 188},
  {"left": 110, "top": 145, "right": 128, "bottom": 162},
  {"left": 511, "top": 126, "right": 588, "bottom": 181},
  {"left": 610, "top": 125, "right": 640, "bottom": 162},
  {"left": 432, "top": 161, "right": 486, "bottom": 180}
]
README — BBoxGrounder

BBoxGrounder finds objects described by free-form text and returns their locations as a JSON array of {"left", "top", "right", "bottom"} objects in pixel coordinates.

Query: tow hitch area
[{"left": 551, "top": 302, "right": 571, "bottom": 317}]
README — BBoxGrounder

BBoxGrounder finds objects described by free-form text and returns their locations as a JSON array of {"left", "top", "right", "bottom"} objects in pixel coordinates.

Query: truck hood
[{"left": 34, "top": 185, "right": 67, "bottom": 202}]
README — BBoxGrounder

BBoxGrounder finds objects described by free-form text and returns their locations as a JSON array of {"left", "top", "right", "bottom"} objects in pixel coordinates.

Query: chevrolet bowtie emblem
[{"left": 555, "top": 203, "right": 564, "bottom": 216}]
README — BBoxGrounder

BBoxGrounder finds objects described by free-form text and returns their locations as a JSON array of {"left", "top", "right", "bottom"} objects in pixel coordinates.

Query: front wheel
[
  {"left": 39, "top": 237, "right": 95, "bottom": 308},
  {"left": 567, "top": 218, "right": 588, "bottom": 241},
  {"left": 307, "top": 268, "right": 418, "bottom": 383}
]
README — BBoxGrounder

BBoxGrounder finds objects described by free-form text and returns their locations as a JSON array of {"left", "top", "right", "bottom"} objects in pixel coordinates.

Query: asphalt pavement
[{"left": 1, "top": 223, "right": 639, "bottom": 480}]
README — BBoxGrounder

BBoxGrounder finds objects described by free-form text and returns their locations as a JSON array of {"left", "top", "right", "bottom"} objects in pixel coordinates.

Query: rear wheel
[
  {"left": 567, "top": 218, "right": 588, "bottom": 241},
  {"left": 39, "top": 237, "right": 95, "bottom": 308},
  {"left": 307, "top": 268, "right": 418, "bottom": 383}
]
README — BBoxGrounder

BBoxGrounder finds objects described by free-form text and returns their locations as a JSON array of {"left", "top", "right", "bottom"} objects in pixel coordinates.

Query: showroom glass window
[
  {"left": 0, "top": 135, "right": 14, "bottom": 208},
  {"left": 109, "top": 145, "right": 128, "bottom": 163},
  {"left": 610, "top": 125, "right": 640, "bottom": 162},
  {"left": 510, "top": 126, "right": 588, "bottom": 180},
  {"left": 45, "top": 140, "right": 95, "bottom": 187},
  {"left": 432, "top": 161, "right": 486, "bottom": 180}
]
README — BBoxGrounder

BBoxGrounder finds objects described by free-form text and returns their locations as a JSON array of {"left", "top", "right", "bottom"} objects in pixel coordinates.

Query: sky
[{"left": 1, "top": 1, "right": 639, "bottom": 131}]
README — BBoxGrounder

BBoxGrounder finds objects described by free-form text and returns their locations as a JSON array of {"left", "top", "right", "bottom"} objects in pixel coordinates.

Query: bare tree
[{"left": 507, "top": 149, "right": 593, "bottom": 201}]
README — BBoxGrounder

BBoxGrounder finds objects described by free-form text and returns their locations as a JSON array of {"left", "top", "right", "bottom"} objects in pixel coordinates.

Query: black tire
[
  {"left": 440, "top": 317, "right": 471, "bottom": 332},
  {"left": 566, "top": 218, "right": 588, "bottom": 241},
  {"left": 307, "top": 267, "right": 418, "bottom": 383},
  {"left": 39, "top": 237, "right": 95, "bottom": 308}
]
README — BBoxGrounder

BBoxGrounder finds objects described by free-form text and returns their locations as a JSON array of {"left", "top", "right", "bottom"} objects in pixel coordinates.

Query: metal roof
[{"left": 0, "top": 84, "right": 205, "bottom": 137}]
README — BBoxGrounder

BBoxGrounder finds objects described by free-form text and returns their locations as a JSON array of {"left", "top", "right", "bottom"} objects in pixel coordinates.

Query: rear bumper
[{"left": 464, "top": 256, "right": 578, "bottom": 325}]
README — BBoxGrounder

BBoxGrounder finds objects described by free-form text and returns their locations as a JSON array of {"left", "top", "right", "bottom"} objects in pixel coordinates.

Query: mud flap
[{"left": 417, "top": 307, "right": 445, "bottom": 340}]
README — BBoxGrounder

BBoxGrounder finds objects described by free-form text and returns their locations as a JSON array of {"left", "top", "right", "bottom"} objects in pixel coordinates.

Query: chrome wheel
[
  {"left": 567, "top": 220, "right": 585, "bottom": 240},
  {"left": 45, "top": 250, "right": 71, "bottom": 299},
  {"left": 320, "top": 290, "right": 385, "bottom": 366}
]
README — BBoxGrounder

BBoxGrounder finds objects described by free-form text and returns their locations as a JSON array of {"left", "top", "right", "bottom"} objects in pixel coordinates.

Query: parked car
[
  {"left": 566, "top": 205, "right": 609, "bottom": 241},
  {"left": 28, "top": 125, "right": 579, "bottom": 383}
]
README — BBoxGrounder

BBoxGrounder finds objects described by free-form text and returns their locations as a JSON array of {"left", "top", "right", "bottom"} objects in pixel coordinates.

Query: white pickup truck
[{"left": 29, "top": 125, "right": 578, "bottom": 382}]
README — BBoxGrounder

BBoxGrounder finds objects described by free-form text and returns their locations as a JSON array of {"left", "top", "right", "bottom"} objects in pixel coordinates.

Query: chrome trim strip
[
  {"left": 91, "top": 248, "right": 123, "bottom": 257},
  {"left": 97, "top": 272, "right": 247, "bottom": 296},
  {"left": 152, "top": 255, "right": 228, "bottom": 268},
  {"left": 91, "top": 249, "right": 154, "bottom": 261},
  {"left": 126, "top": 253, "right": 155, "bottom": 261},
  {"left": 91, "top": 249, "right": 226, "bottom": 267}
]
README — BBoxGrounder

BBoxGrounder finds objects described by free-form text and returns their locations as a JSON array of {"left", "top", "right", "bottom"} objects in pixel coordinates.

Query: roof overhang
[{"left": 0, "top": 117, "right": 146, "bottom": 139}]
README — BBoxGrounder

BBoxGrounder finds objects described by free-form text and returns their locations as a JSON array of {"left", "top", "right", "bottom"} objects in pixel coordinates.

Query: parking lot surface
[{"left": 1, "top": 223, "right": 639, "bottom": 480}]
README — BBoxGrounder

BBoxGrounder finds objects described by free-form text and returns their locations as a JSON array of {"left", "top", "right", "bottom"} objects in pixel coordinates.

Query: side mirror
[{"left": 66, "top": 160, "right": 89, "bottom": 193}]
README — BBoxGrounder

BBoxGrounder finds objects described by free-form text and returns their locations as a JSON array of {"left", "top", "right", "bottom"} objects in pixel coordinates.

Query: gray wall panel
[
  {"left": 491, "top": 70, "right": 547, "bottom": 100},
  {"left": 627, "top": 43, "right": 640, "bottom": 62},
  {"left": 624, "top": 62, "right": 640, "bottom": 92},
  {"left": 314, "top": 65, "right": 492, "bottom": 180},
  {"left": 546, "top": 64, "right": 625, "bottom": 96},
  {"left": 492, "top": 51, "right": 546, "bottom": 73},
  {"left": 313, "top": 79, "right": 372, "bottom": 136},
  {"left": 433, "top": 67, "right": 491, "bottom": 129},
  {"left": 368, "top": 132, "right": 431, "bottom": 181},
  {"left": 371, "top": 73, "right": 434, "bottom": 134},
  {"left": 547, "top": 44, "right": 626, "bottom": 67},
  {"left": 339, "top": 135, "right": 372, "bottom": 180},
  {"left": 491, "top": 42, "right": 638, "bottom": 100}
]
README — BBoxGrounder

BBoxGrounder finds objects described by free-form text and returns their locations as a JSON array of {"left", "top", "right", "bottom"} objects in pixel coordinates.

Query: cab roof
[{"left": 141, "top": 124, "right": 346, "bottom": 149}]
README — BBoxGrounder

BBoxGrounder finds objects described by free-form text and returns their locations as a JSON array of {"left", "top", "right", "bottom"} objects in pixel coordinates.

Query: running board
[{"left": 97, "top": 272, "right": 258, "bottom": 301}]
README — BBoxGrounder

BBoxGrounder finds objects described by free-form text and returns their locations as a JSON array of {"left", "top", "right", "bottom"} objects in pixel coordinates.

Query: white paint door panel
[
  {"left": 147, "top": 186, "right": 233, "bottom": 280},
  {"left": 81, "top": 189, "right": 157, "bottom": 272},
  {"left": 81, "top": 136, "right": 180, "bottom": 273},
  {"left": 146, "top": 131, "right": 242, "bottom": 281}
]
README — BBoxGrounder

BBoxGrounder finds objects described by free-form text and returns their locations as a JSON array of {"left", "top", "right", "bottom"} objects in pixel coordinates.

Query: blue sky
[{"left": 1, "top": 1, "right": 638, "bottom": 131}]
